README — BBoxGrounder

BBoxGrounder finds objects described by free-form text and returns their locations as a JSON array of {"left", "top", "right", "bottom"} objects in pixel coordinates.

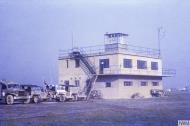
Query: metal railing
[
  {"left": 59, "top": 44, "right": 160, "bottom": 59},
  {"left": 94, "top": 65, "right": 175, "bottom": 77},
  {"left": 162, "top": 69, "right": 176, "bottom": 76},
  {"left": 97, "top": 65, "right": 162, "bottom": 76}
]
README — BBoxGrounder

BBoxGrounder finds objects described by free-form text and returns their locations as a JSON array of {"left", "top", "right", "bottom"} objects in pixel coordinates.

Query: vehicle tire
[
  {"left": 73, "top": 95, "right": 78, "bottom": 101},
  {"left": 33, "top": 96, "right": 39, "bottom": 103},
  {"left": 24, "top": 98, "right": 31, "bottom": 104},
  {"left": 59, "top": 95, "right": 66, "bottom": 102},
  {"left": 6, "top": 95, "right": 14, "bottom": 105}
]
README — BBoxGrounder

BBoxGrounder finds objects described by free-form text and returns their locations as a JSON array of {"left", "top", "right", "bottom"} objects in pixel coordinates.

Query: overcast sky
[{"left": 0, "top": 0, "right": 190, "bottom": 88}]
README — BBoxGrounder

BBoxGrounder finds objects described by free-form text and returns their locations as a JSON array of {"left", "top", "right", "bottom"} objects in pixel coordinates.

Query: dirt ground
[{"left": 0, "top": 92, "right": 190, "bottom": 126}]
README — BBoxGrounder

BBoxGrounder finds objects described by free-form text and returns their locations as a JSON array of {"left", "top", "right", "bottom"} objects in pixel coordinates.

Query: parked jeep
[
  {"left": 21, "top": 84, "right": 47, "bottom": 103},
  {"left": 150, "top": 89, "right": 164, "bottom": 97},
  {"left": 55, "top": 85, "right": 86, "bottom": 102},
  {"left": 0, "top": 81, "right": 30, "bottom": 105}
]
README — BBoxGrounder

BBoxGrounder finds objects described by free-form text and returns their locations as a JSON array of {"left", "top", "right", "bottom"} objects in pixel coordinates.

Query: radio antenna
[{"left": 157, "top": 27, "right": 165, "bottom": 57}]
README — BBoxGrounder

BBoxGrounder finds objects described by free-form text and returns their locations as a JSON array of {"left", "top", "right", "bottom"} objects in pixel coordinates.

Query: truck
[
  {"left": 21, "top": 84, "right": 48, "bottom": 103},
  {"left": 0, "top": 81, "right": 30, "bottom": 105}
]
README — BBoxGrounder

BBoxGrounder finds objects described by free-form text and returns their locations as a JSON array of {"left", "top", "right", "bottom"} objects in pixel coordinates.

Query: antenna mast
[
  {"left": 157, "top": 27, "right": 165, "bottom": 57},
  {"left": 71, "top": 32, "right": 74, "bottom": 50}
]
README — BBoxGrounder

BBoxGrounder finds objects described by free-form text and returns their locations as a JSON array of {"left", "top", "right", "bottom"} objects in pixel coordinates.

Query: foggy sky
[{"left": 0, "top": 0, "right": 190, "bottom": 88}]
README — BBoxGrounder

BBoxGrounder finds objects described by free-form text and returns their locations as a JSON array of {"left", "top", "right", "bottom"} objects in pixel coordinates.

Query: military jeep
[
  {"left": 0, "top": 81, "right": 30, "bottom": 105},
  {"left": 21, "top": 84, "right": 47, "bottom": 103}
]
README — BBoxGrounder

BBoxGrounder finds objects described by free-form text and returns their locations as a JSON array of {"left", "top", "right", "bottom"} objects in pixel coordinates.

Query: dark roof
[{"left": 104, "top": 33, "right": 129, "bottom": 37}]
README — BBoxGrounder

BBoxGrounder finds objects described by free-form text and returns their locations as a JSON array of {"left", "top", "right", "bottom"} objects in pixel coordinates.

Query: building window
[
  {"left": 141, "top": 81, "right": 148, "bottom": 86},
  {"left": 151, "top": 62, "right": 158, "bottom": 70},
  {"left": 100, "top": 59, "right": 109, "bottom": 68},
  {"left": 75, "top": 80, "right": 80, "bottom": 87},
  {"left": 105, "top": 82, "right": 111, "bottom": 87},
  {"left": 152, "top": 82, "right": 159, "bottom": 86},
  {"left": 75, "top": 59, "right": 80, "bottom": 68},
  {"left": 124, "top": 81, "right": 133, "bottom": 86},
  {"left": 123, "top": 59, "right": 132, "bottom": 68},
  {"left": 64, "top": 80, "right": 70, "bottom": 91},
  {"left": 64, "top": 80, "right": 69, "bottom": 85},
  {"left": 66, "top": 60, "right": 69, "bottom": 68},
  {"left": 137, "top": 60, "right": 147, "bottom": 69}
]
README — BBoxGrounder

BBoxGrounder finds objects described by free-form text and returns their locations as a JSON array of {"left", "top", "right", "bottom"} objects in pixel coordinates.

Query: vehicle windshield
[
  {"left": 8, "top": 84, "right": 20, "bottom": 89},
  {"left": 32, "top": 86, "right": 41, "bottom": 91},
  {"left": 57, "top": 86, "right": 65, "bottom": 90}
]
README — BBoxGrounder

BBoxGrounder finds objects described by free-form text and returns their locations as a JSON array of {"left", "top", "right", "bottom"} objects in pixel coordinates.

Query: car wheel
[
  {"left": 59, "top": 95, "right": 66, "bottom": 102},
  {"left": 33, "top": 96, "right": 39, "bottom": 103},
  {"left": 24, "top": 98, "right": 31, "bottom": 104},
  {"left": 73, "top": 95, "right": 78, "bottom": 101},
  {"left": 6, "top": 95, "right": 14, "bottom": 105}
]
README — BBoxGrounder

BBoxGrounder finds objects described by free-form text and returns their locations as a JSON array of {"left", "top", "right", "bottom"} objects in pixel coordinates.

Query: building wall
[
  {"left": 118, "top": 76, "right": 163, "bottom": 99},
  {"left": 58, "top": 59, "right": 88, "bottom": 92},
  {"left": 94, "top": 75, "right": 163, "bottom": 99},
  {"left": 93, "top": 76, "right": 120, "bottom": 99},
  {"left": 88, "top": 53, "right": 162, "bottom": 76},
  {"left": 58, "top": 53, "right": 163, "bottom": 99},
  {"left": 118, "top": 54, "right": 162, "bottom": 76},
  {"left": 88, "top": 54, "right": 119, "bottom": 74}
]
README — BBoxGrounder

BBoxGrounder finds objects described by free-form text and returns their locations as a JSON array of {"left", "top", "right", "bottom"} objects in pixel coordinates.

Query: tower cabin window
[
  {"left": 123, "top": 59, "right": 132, "bottom": 68},
  {"left": 75, "top": 59, "right": 80, "bottom": 68},
  {"left": 137, "top": 60, "right": 147, "bottom": 69},
  {"left": 151, "top": 62, "right": 158, "bottom": 70},
  {"left": 100, "top": 59, "right": 109, "bottom": 68}
]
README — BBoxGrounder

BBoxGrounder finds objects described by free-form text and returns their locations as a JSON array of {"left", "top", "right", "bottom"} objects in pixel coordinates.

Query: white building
[{"left": 58, "top": 33, "right": 174, "bottom": 99}]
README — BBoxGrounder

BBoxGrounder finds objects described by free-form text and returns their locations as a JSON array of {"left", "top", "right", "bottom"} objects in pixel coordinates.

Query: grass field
[{"left": 0, "top": 92, "right": 190, "bottom": 126}]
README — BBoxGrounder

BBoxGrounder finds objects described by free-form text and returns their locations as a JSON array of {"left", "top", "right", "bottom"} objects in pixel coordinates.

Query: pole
[
  {"left": 72, "top": 32, "right": 74, "bottom": 50},
  {"left": 157, "top": 27, "right": 163, "bottom": 57}
]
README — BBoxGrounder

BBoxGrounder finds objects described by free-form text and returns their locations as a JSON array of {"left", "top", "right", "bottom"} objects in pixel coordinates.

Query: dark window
[
  {"left": 64, "top": 80, "right": 69, "bottom": 86},
  {"left": 137, "top": 60, "right": 147, "bottom": 69},
  {"left": 123, "top": 59, "right": 132, "bottom": 68},
  {"left": 64, "top": 80, "right": 69, "bottom": 91},
  {"left": 105, "top": 82, "right": 111, "bottom": 87},
  {"left": 75, "top": 59, "right": 80, "bottom": 68},
  {"left": 0, "top": 83, "right": 7, "bottom": 89},
  {"left": 151, "top": 62, "right": 158, "bottom": 70},
  {"left": 124, "top": 81, "right": 133, "bottom": 86},
  {"left": 100, "top": 59, "right": 109, "bottom": 68},
  {"left": 66, "top": 60, "right": 69, "bottom": 68},
  {"left": 152, "top": 82, "right": 159, "bottom": 86},
  {"left": 75, "top": 80, "right": 80, "bottom": 87},
  {"left": 141, "top": 81, "right": 148, "bottom": 86}
]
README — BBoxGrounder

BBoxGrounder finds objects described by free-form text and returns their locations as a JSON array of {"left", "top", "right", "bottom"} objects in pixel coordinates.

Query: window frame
[
  {"left": 100, "top": 59, "right": 110, "bottom": 68},
  {"left": 105, "top": 82, "right": 111, "bottom": 87},
  {"left": 75, "top": 59, "right": 80, "bottom": 68},
  {"left": 124, "top": 81, "right": 133, "bottom": 86},
  {"left": 151, "top": 62, "right": 158, "bottom": 70},
  {"left": 66, "top": 60, "right": 69, "bottom": 68},
  {"left": 152, "top": 82, "right": 159, "bottom": 86},
  {"left": 64, "top": 80, "right": 69, "bottom": 86},
  {"left": 140, "top": 81, "right": 148, "bottom": 86},
  {"left": 137, "top": 60, "right": 147, "bottom": 69},
  {"left": 123, "top": 59, "right": 132, "bottom": 68},
  {"left": 75, "top": 80, "right": 80, "bottom": 87}
]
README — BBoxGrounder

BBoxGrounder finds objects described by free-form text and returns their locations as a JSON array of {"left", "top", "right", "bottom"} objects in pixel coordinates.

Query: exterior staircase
[{"left": 69, "top": 49, "right": 97, "bottom": 99}]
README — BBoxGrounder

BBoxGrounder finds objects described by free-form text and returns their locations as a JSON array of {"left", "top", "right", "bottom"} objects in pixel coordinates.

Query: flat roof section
[{"left": 59, "top": 43, "right": 160, "bottom": 60}]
